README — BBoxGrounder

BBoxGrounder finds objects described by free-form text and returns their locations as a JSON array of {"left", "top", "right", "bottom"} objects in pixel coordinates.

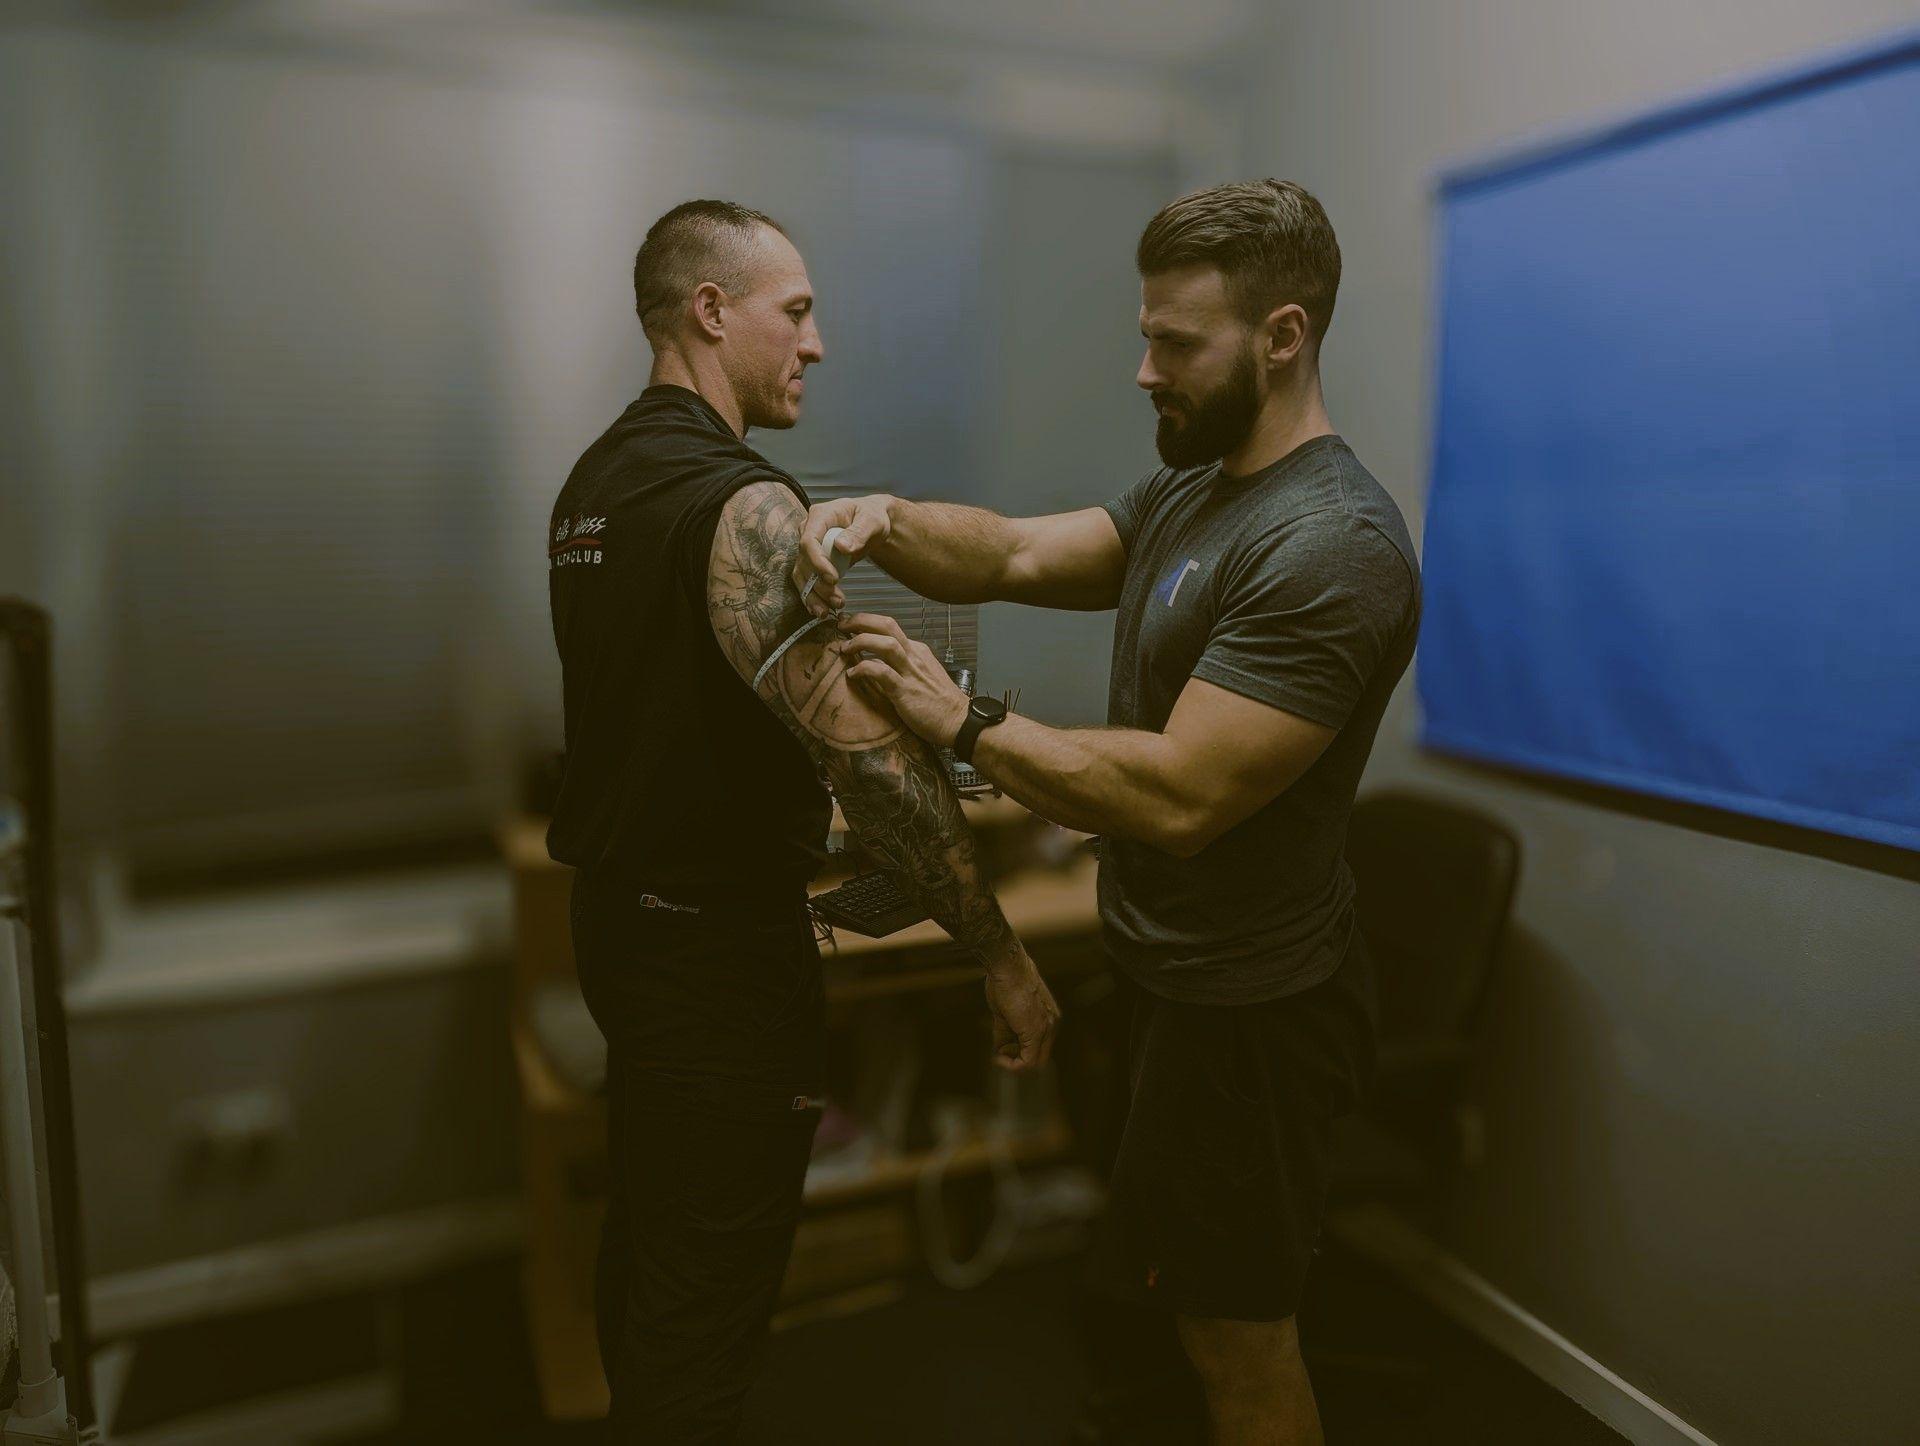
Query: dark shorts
[
  {"left": 571, "top": 878, "right": 827, "bottom": 1441},
  {"left": 1094, "top": 937, "right": 1375, "bottom": 1322}
]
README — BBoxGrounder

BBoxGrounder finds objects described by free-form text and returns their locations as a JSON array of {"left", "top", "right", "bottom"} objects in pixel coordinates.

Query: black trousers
[
  {"left": 594, "top": 1060, "right": 819, "bottom": 1442},
  {"left": 572, "top": 879, "right": 826, "bottom": 1443}
]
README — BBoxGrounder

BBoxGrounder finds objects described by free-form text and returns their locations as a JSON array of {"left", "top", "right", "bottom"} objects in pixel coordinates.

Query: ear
[
  {"left": 1262, "top": 303, "right": 1311, "bottom": 368},
  {"left": 691, "top": 281, "right": 728, "bottom": 342}
]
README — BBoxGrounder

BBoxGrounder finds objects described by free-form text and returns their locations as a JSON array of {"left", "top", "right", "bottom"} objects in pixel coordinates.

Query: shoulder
[
  {"left": 1266, "top": 445, "right": 1415, "bottom": 567},
  {"left": 715, "top": 475, "right": 806, "bottom": 531},
  {"left": 1108, "top": 463, "right": 1211, "bottom": 547},
  {"left": 1323, "top": 444, "right": 1418, "bottom": 574},
  {"left": 1234, "top": 479, "right": 1417, "bottom": 618},
  {"left": 605, "top": 391, "right": 807, "bottom": 495},
  {"left": 1137, "top": 463, "right": 1212, "bottom": 511}
]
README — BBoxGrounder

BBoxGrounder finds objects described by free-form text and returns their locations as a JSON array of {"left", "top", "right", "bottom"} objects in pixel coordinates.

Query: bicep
[
  {"left": 1163, "top": 677, "right": 1336, "bottom": 835},
  {"left": 707, "top": 483, "right": 989, "bottom": 921},
  {"left": 1001, "top": 507, "right": 1126, "bottom": 610},
  {"left": 707, "top": 481, "right": 907, "bottom": 761}
]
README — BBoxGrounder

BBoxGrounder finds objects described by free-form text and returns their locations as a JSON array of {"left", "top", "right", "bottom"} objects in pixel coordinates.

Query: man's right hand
[
  {"left": 983, "top": 951, "right": 1061, "bottom": 1073},
  {"left": 793, "top": 493, "right": 898, "bottom": 615}
]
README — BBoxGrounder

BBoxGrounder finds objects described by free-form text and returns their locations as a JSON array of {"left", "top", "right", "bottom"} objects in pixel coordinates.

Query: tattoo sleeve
[{"left": 708, "top": 480, "right": 1019, "bottom": 965}]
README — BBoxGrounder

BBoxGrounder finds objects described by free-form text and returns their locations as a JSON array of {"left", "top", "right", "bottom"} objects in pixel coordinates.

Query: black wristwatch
[{"left": 952, "top": 695, "right": 1008, "bottom": 765}]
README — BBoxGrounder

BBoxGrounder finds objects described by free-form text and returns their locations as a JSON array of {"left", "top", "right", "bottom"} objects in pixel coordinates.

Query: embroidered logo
[{"left": 1156, "top": 558, "right": 1200, "bottom": 606}]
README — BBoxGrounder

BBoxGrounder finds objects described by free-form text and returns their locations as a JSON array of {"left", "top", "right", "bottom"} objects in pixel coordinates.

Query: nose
[
  {"left": 800, "top": 319, "right": 824, "bottom": 365},
  {"left": 1136, "top": 349, "right": 1162, "bottom": 392}
]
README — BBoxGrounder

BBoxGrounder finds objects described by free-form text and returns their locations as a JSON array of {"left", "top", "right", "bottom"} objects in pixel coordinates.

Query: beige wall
[{"left": 1248, "top": 4, "right": 1920, "bottom": 1442}]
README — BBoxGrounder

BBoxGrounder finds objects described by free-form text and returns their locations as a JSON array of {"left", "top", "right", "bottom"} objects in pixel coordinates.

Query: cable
[{"left": 916, "top": 1101, "right": 1026, "bottom": 1291}]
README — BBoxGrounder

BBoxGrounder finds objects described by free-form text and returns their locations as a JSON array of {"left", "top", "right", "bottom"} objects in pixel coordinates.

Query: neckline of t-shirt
[
  {"left": 1207, "top": 432, "right": 1347, "bottom": 491},
  {"left": 639, "top": 383, "right": 734, "bottom": 437}
]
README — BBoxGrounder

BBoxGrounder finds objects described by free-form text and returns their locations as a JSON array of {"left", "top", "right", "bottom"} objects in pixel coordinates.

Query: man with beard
[
  {"left": 791, "top": 180, "right": 1419, "bottom": 1444},
  {"left": 548, "top": 199, "right": 1058, "bottom": 1441}
]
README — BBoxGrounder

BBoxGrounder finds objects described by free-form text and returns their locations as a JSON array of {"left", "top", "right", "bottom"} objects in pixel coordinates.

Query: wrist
[
  {"left": 981, "top": 939, "right": 1032, "bottom": 979},
  {"left": 865, "top": 494, "right": 904, "bottom": 560},
  {"left": 952, "top": 696, "right": 1009, "bottom": 763},
  {"left": 943, "top": 693, "right": 971, "bottom": 749}
]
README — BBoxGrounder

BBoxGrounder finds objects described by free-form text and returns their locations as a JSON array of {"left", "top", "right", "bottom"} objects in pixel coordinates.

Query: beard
[{"left": 1153, "top": 349, "right": 1260, "bottom": 468}]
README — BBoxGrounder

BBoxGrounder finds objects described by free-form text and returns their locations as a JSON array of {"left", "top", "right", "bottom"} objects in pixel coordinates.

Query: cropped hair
[
  {"left": 633, "top": 199, "right": 786, "bottom": 339},
  {"left": 1136, "top": 179, "right": 1341, "bottom": 342}
]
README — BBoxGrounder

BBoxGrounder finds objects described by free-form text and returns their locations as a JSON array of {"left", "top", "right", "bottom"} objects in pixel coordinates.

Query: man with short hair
[
  {"left": 547, "top": 198, "right": 1058, "bottom": 1441},
  {"left": 797, "top": 179, "right": 1419, "bottom": 1444}
]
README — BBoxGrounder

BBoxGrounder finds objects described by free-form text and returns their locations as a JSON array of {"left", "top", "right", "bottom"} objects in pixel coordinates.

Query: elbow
[{"left": 1152, "top": 803, "right": 1226, "bottom": 859}]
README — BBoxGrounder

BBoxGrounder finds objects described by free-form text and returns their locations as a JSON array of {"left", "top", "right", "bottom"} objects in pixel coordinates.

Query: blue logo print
[{"left": 1155, "top": 558, "right": 1200, "bottom": 606}]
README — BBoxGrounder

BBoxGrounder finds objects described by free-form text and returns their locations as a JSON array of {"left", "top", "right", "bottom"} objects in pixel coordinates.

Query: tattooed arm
[{"left": 708, "top": 479, "right": 1059, "bottom": 1070}]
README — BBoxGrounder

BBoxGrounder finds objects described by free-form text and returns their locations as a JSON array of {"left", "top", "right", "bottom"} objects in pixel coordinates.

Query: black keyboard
[{"left": 809, "top": 870, "right": 930, "bottom": 938}]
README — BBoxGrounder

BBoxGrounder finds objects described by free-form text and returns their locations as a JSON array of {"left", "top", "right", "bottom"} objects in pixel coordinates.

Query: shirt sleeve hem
[{"left": 1187, "top": 658, "right": 1352, "bottom": 731}]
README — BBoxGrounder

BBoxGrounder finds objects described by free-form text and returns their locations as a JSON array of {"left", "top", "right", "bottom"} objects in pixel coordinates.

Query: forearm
[
  {"left": 971, "top": 714, "right": 1197, "bottom": 854},
  {"left": 831, "top": 741, "right": 1021, "bottom": 968},
  {"left": 869, "top": 499, "right": 1019, "bottom": 604}
]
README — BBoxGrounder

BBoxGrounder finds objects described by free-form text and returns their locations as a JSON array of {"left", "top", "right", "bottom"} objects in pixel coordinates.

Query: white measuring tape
[
  {"left": 752, "top": 613, "right": 835, "bottom": 692},
  {"left": 750, "top": 527, "right": 852, "bottom": 692}
]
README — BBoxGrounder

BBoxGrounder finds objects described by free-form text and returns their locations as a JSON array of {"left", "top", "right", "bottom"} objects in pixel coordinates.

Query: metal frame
[{"left": 2, "top": 600, "right": 92, "bottom": 1441}]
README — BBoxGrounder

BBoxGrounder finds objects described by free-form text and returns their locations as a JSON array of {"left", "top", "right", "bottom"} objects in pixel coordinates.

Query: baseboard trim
[
  {"left": 109, "top": 1368, "right": 398, "bottom": 1446},
  {"left": 1327, "top": 1203, "right": 1719, "bottom": 1446},
  {"left": 81, "top": 1196, "right": 524, "bottom": 1338}
]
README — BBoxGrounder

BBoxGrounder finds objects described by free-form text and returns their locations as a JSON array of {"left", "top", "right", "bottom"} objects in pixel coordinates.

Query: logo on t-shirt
[
  {"left": 1155, "top": 557, "right": 1200, "bottom": 606},
  {"left": 549, "top": 514, "right": 608, "bottom": 570}
]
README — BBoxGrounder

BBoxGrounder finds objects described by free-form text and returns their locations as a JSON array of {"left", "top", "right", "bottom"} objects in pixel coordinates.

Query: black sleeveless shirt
[{"left": 546, "top": 385, "right": 829, "bottom": 906}]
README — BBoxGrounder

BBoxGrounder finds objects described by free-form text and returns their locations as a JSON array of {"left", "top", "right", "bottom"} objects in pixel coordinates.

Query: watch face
[{"left": 970, "top": 697, "right": 1008, "bottom": 723}]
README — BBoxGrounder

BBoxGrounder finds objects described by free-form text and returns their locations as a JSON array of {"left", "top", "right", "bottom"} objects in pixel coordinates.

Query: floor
[{"left": 101, "top": 1237, "right": 1625, "bottom": 1445}]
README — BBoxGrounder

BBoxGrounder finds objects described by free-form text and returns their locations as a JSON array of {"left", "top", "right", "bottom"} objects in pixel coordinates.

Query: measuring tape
[{"left": 752, "top": 526, "right": 853, "bottom": 692}]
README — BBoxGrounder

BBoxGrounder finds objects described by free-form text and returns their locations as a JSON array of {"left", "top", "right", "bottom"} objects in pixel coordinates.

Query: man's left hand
[{"left": 833, "top": 613, "right": 970, "bottom": 748}]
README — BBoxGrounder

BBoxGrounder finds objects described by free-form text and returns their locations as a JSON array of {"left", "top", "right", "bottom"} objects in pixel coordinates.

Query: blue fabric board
[{"left": 1419, "top": 30, "right": 1920, "bottom": 850}]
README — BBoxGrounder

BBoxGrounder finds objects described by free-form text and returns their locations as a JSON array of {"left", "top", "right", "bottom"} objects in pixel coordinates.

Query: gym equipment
[{"left": 1, "top": 600, "right": 93, "bottom": 1445}]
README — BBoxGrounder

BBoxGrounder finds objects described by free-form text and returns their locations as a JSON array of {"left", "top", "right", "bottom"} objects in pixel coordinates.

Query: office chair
[
  {"left": 1302, "top": 789, "right": 1521, "bottom": 1412},
  {"left": 1329, "top": 787, "right": 1521, "bottom": 1209}
]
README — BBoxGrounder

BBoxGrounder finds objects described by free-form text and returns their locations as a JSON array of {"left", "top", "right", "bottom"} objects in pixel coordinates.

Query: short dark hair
[
  {"left": 633, "top": 199, "right": 787, "bottom": 340},
  {"left": 1136, "top": 179, "right": 1341, "bottom": 344}
]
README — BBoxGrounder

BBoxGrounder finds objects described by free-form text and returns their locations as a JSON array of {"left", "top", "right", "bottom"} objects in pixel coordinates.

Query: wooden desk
[
  {"left": 495, "top": 811, "right": 1104, "bottom": 1002},
  {"left": 500, "top": 806, "right": 1104, "bottom": 1421}
]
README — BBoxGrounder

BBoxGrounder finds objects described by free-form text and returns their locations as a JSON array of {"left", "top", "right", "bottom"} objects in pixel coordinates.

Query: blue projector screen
[{"left": 1419, "top": 30, "right": 1920, "bottom": 851}]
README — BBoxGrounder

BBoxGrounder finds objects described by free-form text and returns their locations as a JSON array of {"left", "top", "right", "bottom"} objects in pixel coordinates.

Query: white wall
[
  {"left": 976, "top": 149, "right": 1180, "bottom": 726},
  {"left": 0, "top": 10, "right": 1211, "bottom": 884},
  {"left": 1248, "top": 5, "right": 1920, "bottom": 1442},
  {"left": 0, "top": 5, "right": 1220, "bottom": 1299}
]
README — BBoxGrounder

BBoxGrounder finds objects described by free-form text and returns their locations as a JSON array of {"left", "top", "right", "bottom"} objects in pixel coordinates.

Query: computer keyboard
[{"left": 808, "top": 869, "right": 930, "bottom": 938}]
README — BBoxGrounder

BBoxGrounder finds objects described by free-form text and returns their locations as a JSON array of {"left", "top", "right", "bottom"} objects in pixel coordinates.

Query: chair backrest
[{"left": 1345, "top": 789, "right": 1520, "bottom": 1046}]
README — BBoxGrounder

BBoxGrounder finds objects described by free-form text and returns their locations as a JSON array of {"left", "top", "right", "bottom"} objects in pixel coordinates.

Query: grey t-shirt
[{"left": 1099, "top": 434, "right": 1420, "bottom": 1005}]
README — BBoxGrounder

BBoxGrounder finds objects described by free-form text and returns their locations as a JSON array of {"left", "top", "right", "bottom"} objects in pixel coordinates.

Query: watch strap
[
  {"left": 953, "top": 700, "right": 1005, "bottom": 766},
  {"left": 954, "top": 709, "right": 988, "bottom": 766}
]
